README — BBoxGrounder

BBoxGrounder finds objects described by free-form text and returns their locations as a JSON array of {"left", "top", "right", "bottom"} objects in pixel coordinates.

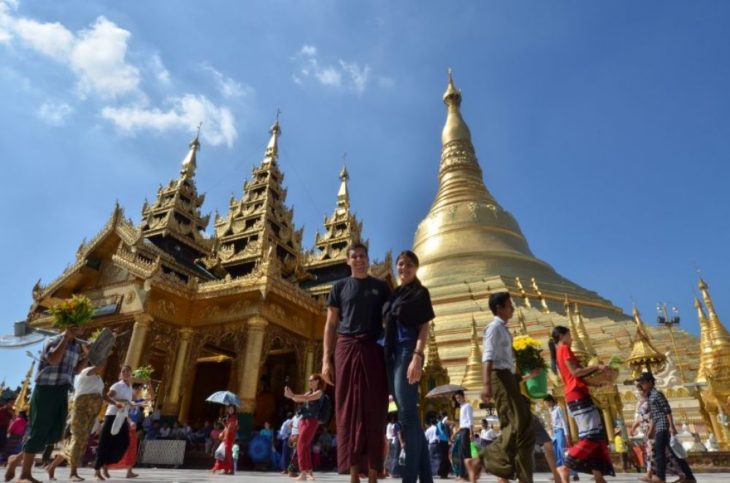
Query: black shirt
[{"left": 327, "top": 276, "right": 391, "bottom": 340}]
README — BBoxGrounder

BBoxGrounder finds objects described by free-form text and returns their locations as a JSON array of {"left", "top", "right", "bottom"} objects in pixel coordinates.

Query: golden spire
[
  {"left": 14, "top": 360, "right": 35, "bottom": 413},
  {"left": 573, "top": 303, "right": 597, "bottom": 357},
  {"left": 517, "top": 309, "right": 528, "bottom": 336},
  {"left": 515, "top": 277, "right": 532, "bottom": 308},
  {"left": 264, "top": 110, "right": 281, "bottom": 162},
  {"left": 531, "top": 277, "right": 550, "bottom": 313},
  {"left": 180, "top": 123, "right": 201, "bottom": 178},
  {"left": 564, "top": 296, "right": 588, "bottom": 363},
  {"left": 698, "top": 276, "right": 730, "bottom": 355},
  {"left": 337, "top": 164, "right": 350, "bottom": 210},
  {"left": 426, "top": 321, "right": 443, "bottom": 368},
  {"left": 626, "top": 305, "right": 666, "bottom": 378},
  {"left": 461, "top": 316, "right": 483, "bottom": 390},
  {"left": 442, "top": 68, "right": 472, "bottom": 146},
  {"left": 695, "top": 297, "right": 712, "bottom": 384}
]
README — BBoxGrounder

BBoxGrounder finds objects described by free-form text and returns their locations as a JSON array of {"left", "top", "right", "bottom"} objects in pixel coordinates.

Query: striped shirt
[{"left": 35, "top": 335, "right": 82, "bottom": 386}]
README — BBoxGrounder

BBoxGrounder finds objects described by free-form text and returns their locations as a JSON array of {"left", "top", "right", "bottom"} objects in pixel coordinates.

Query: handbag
[{"left": 669, "top": 435, "right": 687, "bottom": 459}]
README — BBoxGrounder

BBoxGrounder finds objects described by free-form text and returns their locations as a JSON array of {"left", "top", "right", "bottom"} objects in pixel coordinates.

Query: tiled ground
[{"left": 13, "top": 468, "right": 729, "bottom": 482}]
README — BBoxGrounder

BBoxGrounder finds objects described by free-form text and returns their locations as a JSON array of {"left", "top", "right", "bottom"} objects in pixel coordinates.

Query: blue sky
[{"left": 1, "top": 0, "right": 729, "bottom": 388}]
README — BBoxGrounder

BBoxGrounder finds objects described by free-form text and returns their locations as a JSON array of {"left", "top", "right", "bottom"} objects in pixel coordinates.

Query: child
[{"left": 232, "top": 439, "right": 240, "bottom": 474}]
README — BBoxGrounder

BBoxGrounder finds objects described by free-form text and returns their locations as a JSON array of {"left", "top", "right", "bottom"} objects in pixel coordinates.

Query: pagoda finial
[
  {"left": 573, "top": 303, "right": 597, "bottom": 357},
  {"left": 697, "top": 276, "right": 730, "bottom": 363},
  {"left": 426, "top": 321, "right": 442, "bottom": 368},
  {"left": 564, "top": 297, "right": 588, "bottom": 363},
  {"left": 338, "top": 158, "right": 350, "bottom": 208},
  {"left": 626, "top": 304, "right": 666, "bottom": 377},
  {"left": 515, "top": 277, "right": 532, "bottom": 308},
  {"left": 264, "top": 110, "right": 281, "bottom": 162},
  {"left": 180, "top": 124, "right": 201, "bottom": 178},
  {"left": 531, "top": 277, "right": 550, "bottom": 313},
  {"left": 695, "top": 297, "right": 712, "bottom": 384},
  {"left": 517, "top": 309, "right": 528, "bottom": 336},
  {"left": 14, "top": 359, "right": 35, "bottom": 413},
  {"left": 441, "top": 68, "right": 471, "bottom": 146},
  {"left": 461, "top": 315, "right": 483, "bottom": 390}
]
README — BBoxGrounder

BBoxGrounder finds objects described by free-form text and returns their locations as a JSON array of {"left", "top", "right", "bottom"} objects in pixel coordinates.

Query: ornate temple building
[
  {"left": 26, "top": 119, "right": 390, "bottom": 431},
  {"left": 22, "top": 72, "right": 730, "bottom": 447}
]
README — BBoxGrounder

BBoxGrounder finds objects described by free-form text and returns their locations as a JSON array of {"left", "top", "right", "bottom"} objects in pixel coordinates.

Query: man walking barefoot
[
  {"left": 465, "top": 292, "right": 535, "bottom": 483},
  {"left": 322, "top": 242, "right": 391, "bottom": 483}
]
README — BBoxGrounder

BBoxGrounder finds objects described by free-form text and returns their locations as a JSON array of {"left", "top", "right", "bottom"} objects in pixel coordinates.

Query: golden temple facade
[{"left": 26, "top": 120, "right": 391, "bottom": 431}]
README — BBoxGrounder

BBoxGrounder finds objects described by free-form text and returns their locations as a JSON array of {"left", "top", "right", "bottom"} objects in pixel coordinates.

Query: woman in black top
[
  {"left": 285, "top": 374, "right": 324, "bottom": 481},
  {"left": 383, "top": 250, "right": 435, "bottom": 483}
]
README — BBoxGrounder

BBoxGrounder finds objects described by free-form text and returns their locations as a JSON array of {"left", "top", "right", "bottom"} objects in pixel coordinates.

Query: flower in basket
[
  {"left": 607, "top": 355, "right": 622, "bottom": 370},
  {"left": 513, "top": 335, "right": 548, "bottom": 399},
  {"left": 49, "top": 295, "right": 95, "bottom": 328},
  {"left": 88, "top": 328, "right": 104, "bottom": 342},
  {"left": 512, "top": 335, "right": 547, "bottom": 373},
  {"left": 132, "top": 364, "right": 154, "bottom": 381}
]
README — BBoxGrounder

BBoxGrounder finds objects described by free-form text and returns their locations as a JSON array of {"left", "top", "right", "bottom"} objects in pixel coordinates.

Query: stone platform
[{"left": 21, "top": 468, "right": 730, "bottom": 482}]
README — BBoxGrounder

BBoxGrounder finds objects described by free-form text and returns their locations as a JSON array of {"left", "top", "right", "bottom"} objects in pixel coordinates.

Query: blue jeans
[{"left": 388, "top": 341, "right": 433, "bottom": 483}]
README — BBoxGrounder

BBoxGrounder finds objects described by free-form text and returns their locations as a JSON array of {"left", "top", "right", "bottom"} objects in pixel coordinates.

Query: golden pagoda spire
[
  {"left": 564, "top": 296, "right": 588, "bottom": 363},
  {"left": 461, "top": 316, "right": 483, "bottom": 390},
  {"left": 695, "top": 297, "right": 712, "bottom": 384},
  {"left": 264, "top": 110, "right": 281, "bottom": 163},
  {"left": 14, "top": 360, "right": 35, "bottom": 413},
  {"left": 626, "top": 305, "right": 666, "bottom": 378},
  {"left": 180, "top": 123, "right": 201, "bottom": 178},
  {"left": 515, "top": 277, "right": 532, "bottom": 308},
  {"left": 698, "top": 276, "right": 730, "bottom": 356},
  {"left": 573, "top": 303, "right": 597, "bottom": 357},
  {"left": 442, "top": 68, "right": 472, "bottom": 146},
  {"left": 426, "top": 320, "right": 443, "bottom": 368},
  {"left": 517, "top": 309, "right": 528, "bottom": 336},
  {"left": 307, "top": 165, "right": 364, "bottom": 267},
  {"left": 531, "top": 277, "right": 550, "bottom": 313}
]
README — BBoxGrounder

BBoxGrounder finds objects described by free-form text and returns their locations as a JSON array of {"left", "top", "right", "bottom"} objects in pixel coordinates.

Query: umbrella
[
  {"left": 425, "top": 384, "right": 465, "bottom": 399},
  {"left": 206, "top": 390, "right": 240, "bottom": 407}
]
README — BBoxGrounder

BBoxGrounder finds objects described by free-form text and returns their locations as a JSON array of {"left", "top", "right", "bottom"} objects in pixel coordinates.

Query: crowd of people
[{"left": 1, "top": 241, "right": 700, "bottom": 483}]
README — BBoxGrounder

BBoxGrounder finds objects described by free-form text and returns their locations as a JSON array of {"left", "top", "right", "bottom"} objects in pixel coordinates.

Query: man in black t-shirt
[{"left": 322, "top": 242, "right": 390, "bottom": 483}]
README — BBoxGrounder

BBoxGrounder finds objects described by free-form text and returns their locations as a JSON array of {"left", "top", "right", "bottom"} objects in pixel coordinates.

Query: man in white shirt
[
  {"left": 479, "top": 420, "right": 497, "bottom": 447},
  {"left": 424, "top": 419, "right": 440, "bottom": 476},
  {"left": 454, "top": 390, "right": 473, "bottom": 478},
  {"left": 465, "top": 292, "right": 535, "bottom": 483}
]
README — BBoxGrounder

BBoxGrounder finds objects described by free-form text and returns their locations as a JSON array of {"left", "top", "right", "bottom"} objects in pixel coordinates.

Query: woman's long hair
[{"left": 549, "top": 326, "right": 570, "bottom": 375}]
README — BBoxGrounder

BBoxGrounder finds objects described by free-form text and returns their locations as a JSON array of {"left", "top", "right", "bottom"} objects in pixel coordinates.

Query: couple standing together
[{"left": 322, "top": 243, "right": 434, "bottom": 483}]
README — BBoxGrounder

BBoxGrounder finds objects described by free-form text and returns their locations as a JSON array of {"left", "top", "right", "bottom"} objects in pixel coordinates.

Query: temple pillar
[
  {"left": 163, "top": 328, "right": 194, "bottom": 415},
  {"left": 124, "top": 313, "right": 153, "bottom": 369},
  {"left": 302, "top": 341, "right": 315, "bottom": 392},
  {"left": 237, "top": 316, "right": 269, "bottom": 439}
]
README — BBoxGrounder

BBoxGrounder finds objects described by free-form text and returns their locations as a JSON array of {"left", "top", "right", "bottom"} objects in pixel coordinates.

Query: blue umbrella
[{"left": 206, "top": 390, "right": 240, "bottom": 407}]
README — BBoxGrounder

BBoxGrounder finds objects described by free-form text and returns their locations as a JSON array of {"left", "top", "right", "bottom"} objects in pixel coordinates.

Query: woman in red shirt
[
  {"left": 550, "top": 326, "right": 614, "bottom": 483},
  {"left": 211, "top": 405, "right": 238, "bottom": 475}
]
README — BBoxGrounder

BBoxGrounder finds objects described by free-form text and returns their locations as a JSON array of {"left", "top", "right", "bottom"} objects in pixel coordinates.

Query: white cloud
[
  {"left": 69, "top": 17, "right": 140, "bottom": 98},
  {"left": 202, "top": 64, "right": 252, "bottom": 99},
  {"left": 315, "top": 66, "right": 341, "bottom": 87},
  {"left": 37, "top": 101, "right": 72, "bottom": 125},
  {"left": 13, "top": 18, "right": 72, "bottom": 60},
  {"left": 101, "top": 94, "right": 237, "bottom": 148},
  {"left": 150, "top": 53, "right": 170, "bottom": 84},
  {"left": 339, "top": 60, "right": 370, "bottom": 93},
  {"left": 292, "top": 44, "right": 378, "bottom": 94}
]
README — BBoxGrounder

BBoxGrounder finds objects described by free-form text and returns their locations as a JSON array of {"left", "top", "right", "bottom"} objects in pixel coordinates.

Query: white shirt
[
  {"left": 386, "top": 422, "right": 396, "bottom": 442},
  {"left": 550, "top": 405, "right": 567, "bottom": 431},
  {"left": 105, "top": 380, "right": 133, "bottom": 416},
  {"left": 291, "top": 414, "right": 302, "bottom": 436},
  {"left": 74, "top": 367, "right": 104, "bottom": 398},
  {"left": 482, "top": 317, "right": 514, "bottom": 372},
  {"left": 459, "top": 402, "right": 473, "bottom": 429},
  {"left": 279, "top": 418, "right": 293, "bottom": 439},
  {"left": 424, "top": 425, "right": 438, "bottom": 444}
]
